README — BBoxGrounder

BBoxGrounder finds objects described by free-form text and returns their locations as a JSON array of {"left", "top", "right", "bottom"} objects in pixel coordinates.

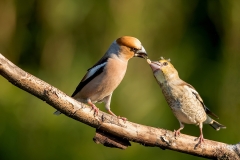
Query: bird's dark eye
[
  {"left": 130, "top": 48, "right": 138, "bottom": 53},
  {"left": 163, "top": 62, "right": 168, "bottom": 66}
]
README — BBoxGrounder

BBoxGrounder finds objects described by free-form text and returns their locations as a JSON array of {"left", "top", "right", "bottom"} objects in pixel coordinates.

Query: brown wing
[{"left": 184, "top": 83, "right": 219, "bottom": 119}]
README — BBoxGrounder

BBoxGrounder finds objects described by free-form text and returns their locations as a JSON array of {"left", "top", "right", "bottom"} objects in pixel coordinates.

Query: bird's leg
[
  {"left": 107, "top": 109, "right": 117, "bottom": 117},
  {"left": 196, "top": 123, "right": 204, "bottom": 144},
  {"left": 87, "top": 99, "right": 99, "bottom": 116},
  {"left": 174, "top": 121, "right": 184, "bottom": 137},
  {"left": 104, "top": 94, "right": 127, "bottom": 121}
]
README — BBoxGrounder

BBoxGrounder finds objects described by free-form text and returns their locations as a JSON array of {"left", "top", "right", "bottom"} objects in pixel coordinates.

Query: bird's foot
[
  {"left": 194, "top": 134, "right": 204, "bottom": 148},
  {"left": 107, "top": 109, "right": 127, "bottom": 121},
  {"left": 117, "top": 116, "right": 127, "bottom": 122},
  {"left": 174, "top": 129, "right": 181, "bottom": 137},
  {"left": 90, "top": 104, "right": 99, "bottom": 116},
  {"left": 195, "top": 134, "right": 204, "bottom": 144}
]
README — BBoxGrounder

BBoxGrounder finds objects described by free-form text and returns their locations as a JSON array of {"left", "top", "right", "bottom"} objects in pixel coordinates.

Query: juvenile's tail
[{"left": 209, "top": 120, "right": 226, "bottom": 131}]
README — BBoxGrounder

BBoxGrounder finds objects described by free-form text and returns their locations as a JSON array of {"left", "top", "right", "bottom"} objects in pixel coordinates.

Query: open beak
[
  {"left": 134, "top": 46, "right": 148, "bottom": 59},
  {"left": 148, "top": 60, "right": 161, "bottom": 72}
]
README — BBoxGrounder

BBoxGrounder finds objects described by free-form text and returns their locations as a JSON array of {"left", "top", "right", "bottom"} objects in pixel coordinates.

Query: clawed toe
[
  {"left": 195, "top": 135, "right": 204, "bottom": 144},
  {"left": 91, "top": 105, "right": 99, "bottom": 116},
  {"left": 117, "top": 116, "right": 127, "bottom": 121},
  {"left": 174, "top": 129, "right": 181, "bottom": 137}
]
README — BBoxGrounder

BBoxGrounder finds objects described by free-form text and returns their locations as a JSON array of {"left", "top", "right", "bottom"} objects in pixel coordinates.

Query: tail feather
[
  {"left": 209, "top": 120, "right": 226, "bottom": 131},
  {"left": 53, "top": 110, "right": 62, "bottom": 115}
]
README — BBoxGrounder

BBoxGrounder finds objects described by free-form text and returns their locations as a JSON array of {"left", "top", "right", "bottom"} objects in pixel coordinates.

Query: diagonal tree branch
[{"left": 0, "top": 53, "right": 239, "bottom": 159}]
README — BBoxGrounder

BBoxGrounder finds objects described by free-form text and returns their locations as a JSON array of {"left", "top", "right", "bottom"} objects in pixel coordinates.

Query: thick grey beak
[{"left": 134, "top": 46, "right": 148, "bottom": 59}]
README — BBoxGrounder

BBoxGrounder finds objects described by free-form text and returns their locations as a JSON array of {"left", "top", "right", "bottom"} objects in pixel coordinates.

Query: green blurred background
[{"left": 0, "top": 0, "right": 240, "bottom": 159}]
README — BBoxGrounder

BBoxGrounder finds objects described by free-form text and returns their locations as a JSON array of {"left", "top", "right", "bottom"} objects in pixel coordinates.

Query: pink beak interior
[{"left": 149, "top": 62, "right": 160, "bottom": 72}]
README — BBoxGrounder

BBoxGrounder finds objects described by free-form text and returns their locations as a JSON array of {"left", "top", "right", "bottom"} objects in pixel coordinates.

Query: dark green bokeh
[{"left": 0, "top": 0, "right": 240, "bottom": 159}]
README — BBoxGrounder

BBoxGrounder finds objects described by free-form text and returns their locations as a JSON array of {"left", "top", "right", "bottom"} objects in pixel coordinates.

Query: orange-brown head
[{"left": 115, "top": 36, "right": 148, "bottom": 60}]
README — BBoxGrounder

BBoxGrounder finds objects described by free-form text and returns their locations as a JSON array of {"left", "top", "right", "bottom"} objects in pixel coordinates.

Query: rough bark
[{"left": 0, "top": 53, "right": 239, "bottom": 159}]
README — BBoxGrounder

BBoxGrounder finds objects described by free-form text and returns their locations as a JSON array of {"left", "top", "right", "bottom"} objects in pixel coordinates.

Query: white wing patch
[{"left": 83, "top": 62, "right": 107, "bottom": 81}]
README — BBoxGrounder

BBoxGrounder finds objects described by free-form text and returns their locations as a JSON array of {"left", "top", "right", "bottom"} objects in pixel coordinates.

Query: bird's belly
[
  {"left": 79, "top": 81, "right": 119, "bottom": 103},
  {"left": 172, "top": 107, "right": 197, "bottom": 124},
  {"left": 170, "top": 101, "right": 207, "bottom": 125},
  {"left": 161, "top": 80, "right": 208, "bottom": 126}
]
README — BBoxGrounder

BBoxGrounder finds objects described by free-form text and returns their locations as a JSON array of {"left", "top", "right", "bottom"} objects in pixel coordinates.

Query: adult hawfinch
[{"left": 54, "top": 36, "right": 148, "bottom": 120}]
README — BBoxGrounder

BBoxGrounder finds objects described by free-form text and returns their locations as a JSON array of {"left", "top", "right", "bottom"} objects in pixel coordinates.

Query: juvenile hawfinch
[
  {"left": 54, "top": 36, "right": 148, "bottom": 120},
  {"left": 147, "top": 58, "right": 225, "bottom": 144}
]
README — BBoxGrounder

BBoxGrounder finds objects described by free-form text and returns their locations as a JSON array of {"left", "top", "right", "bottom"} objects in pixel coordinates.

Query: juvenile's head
[{"left": 147, "top": 58, "right": 179, "bottom": 83}]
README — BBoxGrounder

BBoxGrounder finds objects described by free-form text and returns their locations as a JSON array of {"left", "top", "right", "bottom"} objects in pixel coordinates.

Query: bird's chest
[
  {"left": 161, "top": 85, "right": 180, "bottom": 109},
  {"left": 102, "top": 59, "right": 127, "bottom": 88},
  {"left": 89, "top": 59, "right": 127, "bottom": 100}
]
